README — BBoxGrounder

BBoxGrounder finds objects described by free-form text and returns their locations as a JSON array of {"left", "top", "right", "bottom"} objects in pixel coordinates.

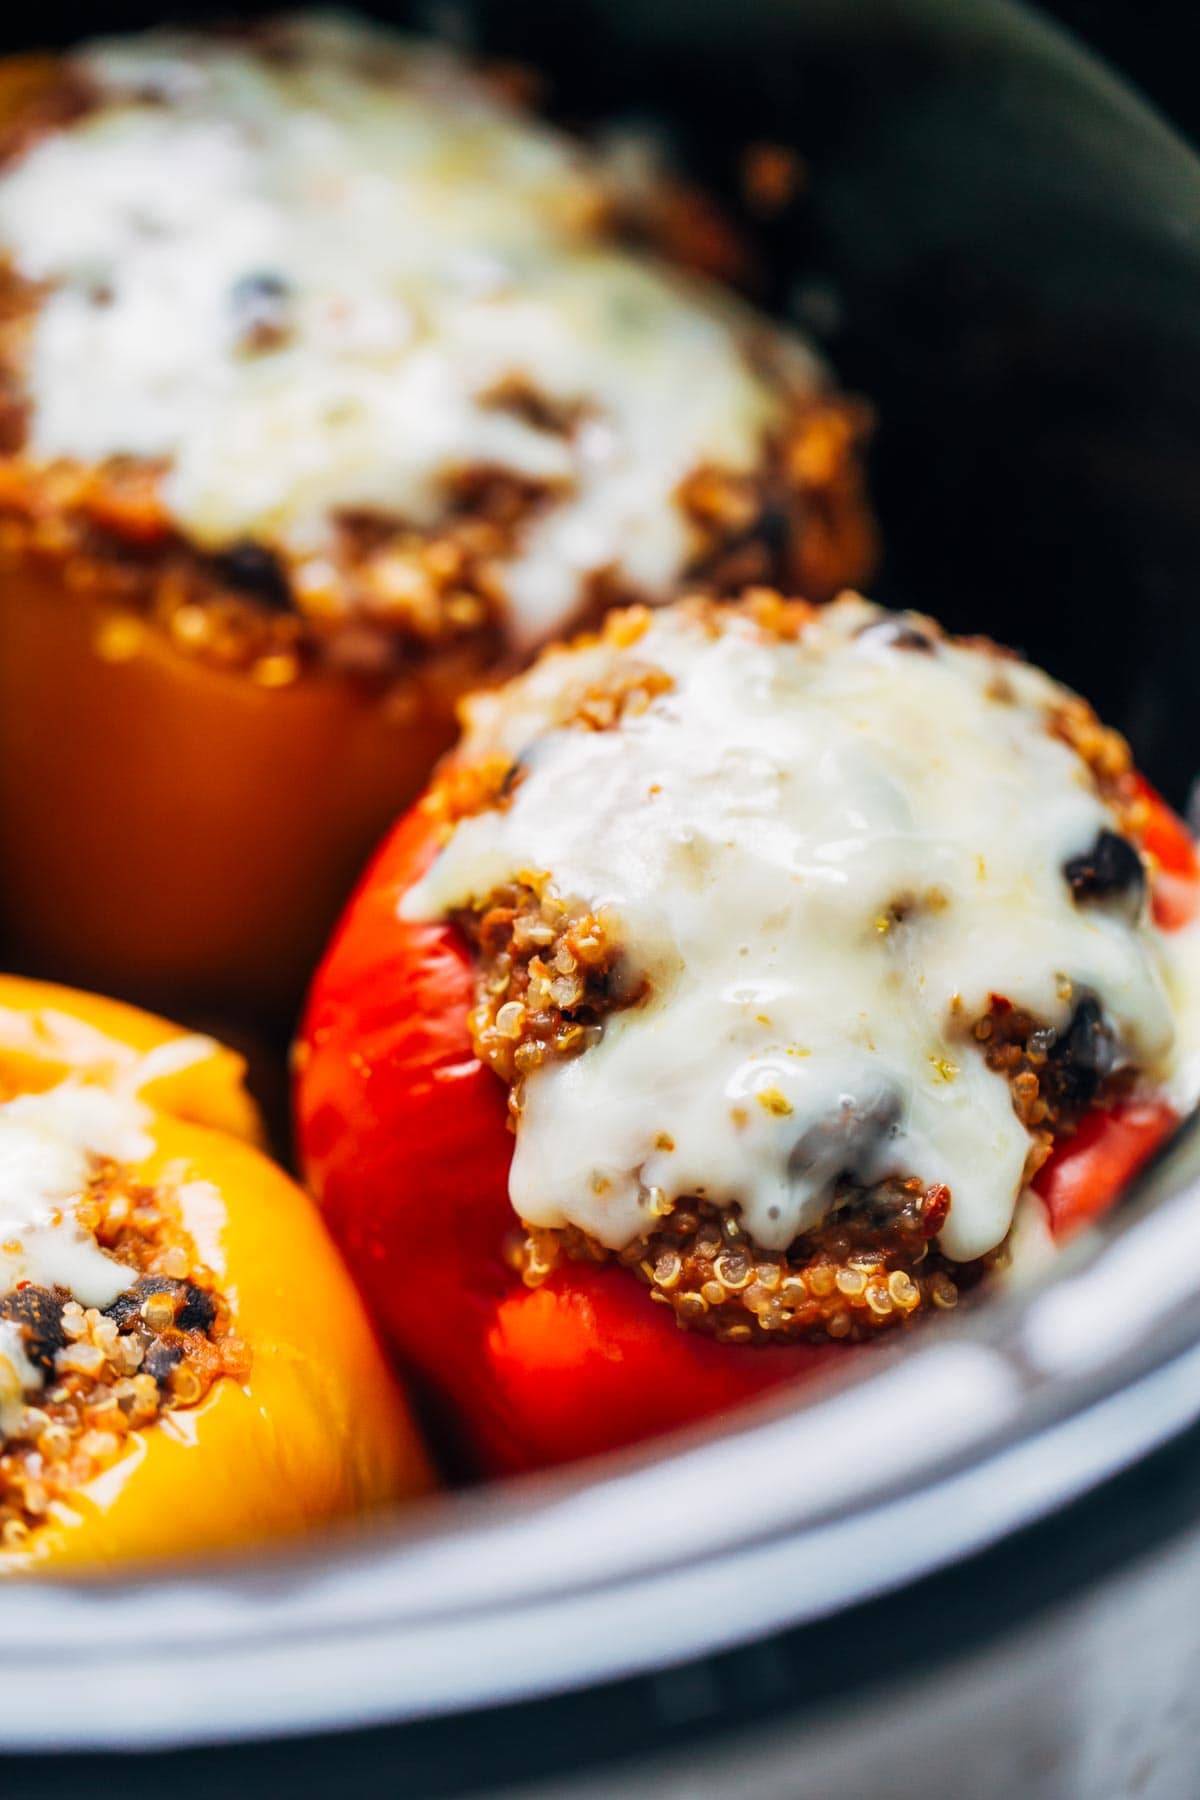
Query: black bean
[
  {"left": 103, "top": 1274, "right": 177, "bottom": 1329},
  {"left": 788, "top": 1083, "right": 902, "bottom": 1189},
  {"left": 232, "top": 272, "right": 290, "bottom": 302},
  {"left": 176, "top": 1285, "right": 217, "bottom": 1333},
  {"left": 0, "top": 1284, "right": 69, "bottom": 1376},
  {"left": 211, "top": 539, "right": 292, "bottom": 611},
  {"left": 1046, "top": 997, "right": 1117, "bottom": 1110},
  {"left": 1064, "top": 831, "right": 1146, "bottom": 911},
  {"left": 143, "top": 1338, "right": 184, "bottom": 1389},
  {"left": 833, "top": 1178, "right": 924, "bottom": 1235},
  {"left": 748, "top": 497, "right": 792, "bottom": 562}
]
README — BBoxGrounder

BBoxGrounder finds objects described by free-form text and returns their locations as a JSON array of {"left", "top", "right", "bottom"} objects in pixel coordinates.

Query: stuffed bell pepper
[
  {"left": 297, "top": 592, "right": 1200, "bottom": 1475},
  {"left": 1, "top": 974, "right": 429, "bottom": 1571}
]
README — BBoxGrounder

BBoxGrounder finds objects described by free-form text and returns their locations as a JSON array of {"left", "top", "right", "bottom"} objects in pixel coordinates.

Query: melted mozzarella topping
[
  {"left": 0, "top": 1321, "right": 40, "bottom": 1437},
  {"left": 0, "top": 14, "right": 819, "bottom": 649},
  {"left": 0, "top": 1083, "right": 144, "bottom": 1342},
  {"left": 406, "top": 598, "right": 1184, "bottom": 1262}
]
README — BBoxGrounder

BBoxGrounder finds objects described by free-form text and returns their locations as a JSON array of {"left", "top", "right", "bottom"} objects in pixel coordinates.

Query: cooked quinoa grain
[
  {"left": 456, "top": 877, "right": 633, "bottom": 1096},
  {"left": 1, "top": 1158, "right": 247, "bottom": 1540},
  {"left": 507, "top": 1186, "right": 994, "bottom": 1344}
]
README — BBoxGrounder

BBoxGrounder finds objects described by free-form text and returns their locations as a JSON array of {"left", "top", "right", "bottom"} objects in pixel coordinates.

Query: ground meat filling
[
  {"left": 1063, "top": 830, "right": 1147, "bottom": 915},
  {"left": 438, "top": 593, "right": 1163, "bottom": 1344},
  {"left": 0, "top": 1161, "right": 247, "bottom": 1548}
]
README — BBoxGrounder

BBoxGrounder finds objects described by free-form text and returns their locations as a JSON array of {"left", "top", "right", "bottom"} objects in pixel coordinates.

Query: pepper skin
[
  {"left": 1034, "top": 1098, "right": 1176, "bottom": 1240},
  {"left": 1137, "top": 773, "right": 1200, "bottom": 932},
  {"left": 297, "top": 779, "right": 1198, "bottom": 1479},
  {"left": 0, "top": 556, "right": 480, "bottom": 1016},
  {"left": 0, "top": 975, "right": 431, "bottom": 1572}
]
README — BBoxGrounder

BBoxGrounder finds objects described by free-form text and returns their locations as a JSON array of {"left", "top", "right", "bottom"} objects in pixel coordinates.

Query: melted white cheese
[
  {"left": 0, "top": 1083, "right": 143, "bottom": 1400},
  {"left": 405, "top": 598, "right": 1183, "bottom": 1262},
  {"left": 0, "top": 13, "right": 820, "bottom": 649},
  {"left": 0, "top": 1003, "right": 217, "bottom": 1093}
]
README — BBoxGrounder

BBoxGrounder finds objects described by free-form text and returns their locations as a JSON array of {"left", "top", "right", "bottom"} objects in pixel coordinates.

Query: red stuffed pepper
[{"left": 297, "top": 592, "right": 1200, "bottom": 1476}]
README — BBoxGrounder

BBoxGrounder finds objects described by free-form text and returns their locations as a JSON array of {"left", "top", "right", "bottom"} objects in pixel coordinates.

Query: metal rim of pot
[{"left": 3, "top": 1114, "right": 1200, "bottom": 1753}]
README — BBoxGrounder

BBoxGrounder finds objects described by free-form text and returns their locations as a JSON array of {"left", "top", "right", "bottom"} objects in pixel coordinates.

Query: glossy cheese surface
[{"left": 406, "top": 599, "right": 1196, "bottom": 1263}]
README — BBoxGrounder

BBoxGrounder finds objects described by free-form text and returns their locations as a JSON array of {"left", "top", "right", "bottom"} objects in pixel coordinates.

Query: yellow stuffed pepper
[
  {"left": 0, "top": 20, "right": 872, "bottom": 1015},
  {"left": 0, "top": 975, "right": 429, "bottom": 1572}
]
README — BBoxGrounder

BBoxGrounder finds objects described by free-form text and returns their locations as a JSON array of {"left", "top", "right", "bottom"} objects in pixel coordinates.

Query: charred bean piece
[
  {"left": 1046, "top": 998, "right": 1117, "bottom": 1109},
  {"left": 746, "top": 497, "right": 792, "bottom": 563},
  {"left": 787, "top": 1084, "right": 902, "bottom": 1190},
  {"left": 143, "top": 1337, "right": 184, "bottom": 1389},
  {"left": 212, "top": 539, "right": 292, "bottom": 611},
  {"left": 176, "top": 1284, "right": 218, "bottom": 1332},
  {"left": 0, "top": 1284, "right": 68, "bottom": 1375},
  {"left": 103, "top": 1274, "right": 176, "bottom": 1330},
  {"left": 1064, "top": 831, "right": 1145, "bottom": 912}
]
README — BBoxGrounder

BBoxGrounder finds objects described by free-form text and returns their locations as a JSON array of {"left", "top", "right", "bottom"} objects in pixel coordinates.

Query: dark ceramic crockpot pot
[{"left": 5, "top": 1, "right": 1200, "bottom": 1794}]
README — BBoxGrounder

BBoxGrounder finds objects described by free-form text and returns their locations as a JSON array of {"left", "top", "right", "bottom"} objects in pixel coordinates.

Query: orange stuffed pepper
[
  {"left": 298, "top": 592, "right": 1200, "bottom": 1476},
  {"left": 0, "top": 20, "right": 872, "bottom": 1015},
  {"left": 1, "top": 974, "right": 429, "bottom": 1572}
]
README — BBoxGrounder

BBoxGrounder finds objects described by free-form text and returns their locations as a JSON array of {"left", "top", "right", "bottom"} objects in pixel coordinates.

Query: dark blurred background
[{"left": 1046, "top": 2, "right": 1195, "bottom": 140}]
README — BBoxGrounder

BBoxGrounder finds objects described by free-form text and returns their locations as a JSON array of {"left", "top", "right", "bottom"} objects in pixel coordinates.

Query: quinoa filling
[
  {"left": 500, "top": 985, "right": 1133, "bottom": 1344},
  {"left": 455, "top": 877, "right": 632, "bottom": 1094},
  {"left": 0, "top": 23, "right": 874, "bottom": 681},
  {"left": 0, "top": 395, "right": 871, "bottom": 684},
  {"left": 434, "top": 593, "right": 1163, "bottom": 1343},
  {"left": 508, "top": 1186, "right": 982, "bottom": 1343},
  {"left": 0, "top": 1158, "right": 247, "bottom": 1547}
]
